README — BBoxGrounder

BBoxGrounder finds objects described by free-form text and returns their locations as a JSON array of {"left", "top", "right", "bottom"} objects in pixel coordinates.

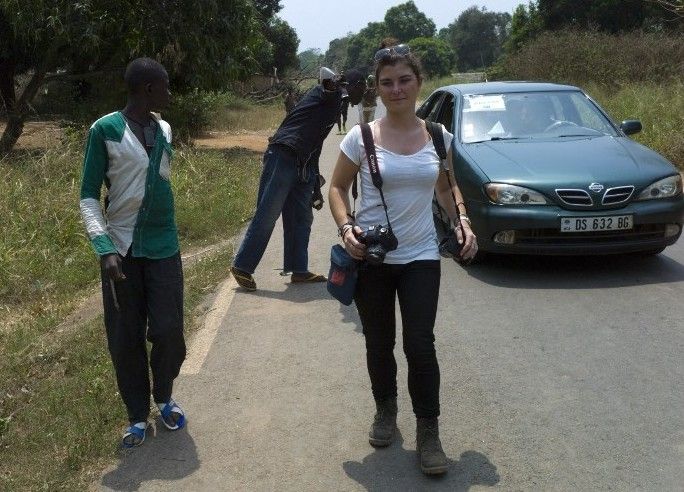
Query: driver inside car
[{"left": 504, "top": 97, "right": 554, "bottom": 136}]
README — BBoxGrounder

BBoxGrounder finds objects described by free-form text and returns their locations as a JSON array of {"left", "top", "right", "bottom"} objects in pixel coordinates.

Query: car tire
[{"left": 633, "top": 247, "right": 666, "bottom": 256}]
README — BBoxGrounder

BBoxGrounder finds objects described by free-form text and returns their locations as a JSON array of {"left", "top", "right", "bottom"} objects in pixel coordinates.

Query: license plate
[{"left": 560, "top": 215, "right": 633, "bottom": 232}]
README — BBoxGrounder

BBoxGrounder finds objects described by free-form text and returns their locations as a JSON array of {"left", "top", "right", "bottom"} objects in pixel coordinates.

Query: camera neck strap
[
  {"left": 352, "top": 122, "right": 392, "bottom": 229},
  {"left": 425, "top": 120, "right": 464, "bottom": 235}
]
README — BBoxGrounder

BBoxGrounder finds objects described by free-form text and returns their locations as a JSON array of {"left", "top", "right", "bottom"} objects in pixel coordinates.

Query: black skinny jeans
[
  {"left": 354, "top": 260, "right": 441, "bottom": 418},
  {"left": 102, "top": 251, "right": 186, "bottom": 423}
]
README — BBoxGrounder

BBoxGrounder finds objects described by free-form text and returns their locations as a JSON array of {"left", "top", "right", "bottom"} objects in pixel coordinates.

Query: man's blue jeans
[{"left": 233, "top": 145, "right": 315, "bottom": 275}]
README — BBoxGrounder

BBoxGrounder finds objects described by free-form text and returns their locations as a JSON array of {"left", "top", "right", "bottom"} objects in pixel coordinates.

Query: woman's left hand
[{"left": 455, "top": 219, "right": 478, "bottom": 262}]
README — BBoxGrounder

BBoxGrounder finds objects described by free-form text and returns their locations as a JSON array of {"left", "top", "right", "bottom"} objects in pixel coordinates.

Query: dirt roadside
[{"left": 1, "top": 121, "right": 270, "bottom": 152}]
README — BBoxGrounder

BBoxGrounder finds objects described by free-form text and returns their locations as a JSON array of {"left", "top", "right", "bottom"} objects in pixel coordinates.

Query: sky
[{"left": 279, "top": 0, "right": 525, "bottom": 53}]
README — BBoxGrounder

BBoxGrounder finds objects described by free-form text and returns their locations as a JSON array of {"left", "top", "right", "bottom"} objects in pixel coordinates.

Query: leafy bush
[
  {"left": 490, "top": 29, "right": 684, "bottom": 86},
  {"left": 31, "top": 72, "right": 127, "bottom": 124},
  {"left": 165, "top": 90, "right": 251, "bottom": 143}
]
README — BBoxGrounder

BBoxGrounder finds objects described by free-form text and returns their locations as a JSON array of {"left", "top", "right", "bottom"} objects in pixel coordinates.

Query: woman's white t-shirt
[{"left": 339, "top": 122, "right": 454, "bottom": 264}]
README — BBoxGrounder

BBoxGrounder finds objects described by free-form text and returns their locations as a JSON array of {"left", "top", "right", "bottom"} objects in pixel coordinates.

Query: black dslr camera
[{"left": 357, "top": 225, "right": 398, "bottom": 266}]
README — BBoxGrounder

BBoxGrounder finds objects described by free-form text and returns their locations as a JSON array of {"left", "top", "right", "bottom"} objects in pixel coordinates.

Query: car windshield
[{"left": 460, "top": 91, "right": 619, "bottom": 143}]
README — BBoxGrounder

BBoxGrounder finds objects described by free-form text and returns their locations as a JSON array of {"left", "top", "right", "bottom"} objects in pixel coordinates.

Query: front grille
[
  {"left": 513, "top": 224, "right": 666, "bottom": 245},
  {"left": 556, "top": 189, "right": 593, "bottom": 206},
  {"left": 602, "top": 186, "right": 634, "bottom": 205}
]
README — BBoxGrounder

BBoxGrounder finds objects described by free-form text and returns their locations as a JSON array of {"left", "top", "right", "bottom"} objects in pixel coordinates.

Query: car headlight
[
  {"left": 485, "top": 183, "right": 548, "bottom": 205},
  {"left": 636, "top": 175, "right": 682, "bottom": 201}
]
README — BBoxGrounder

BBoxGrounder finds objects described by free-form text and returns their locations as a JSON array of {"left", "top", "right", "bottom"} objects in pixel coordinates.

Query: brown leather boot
[
  {"left": 416, "top": 417, "right": 448, "bottom": 475},
  {"left": 368, "top": 398, "right": 397, "bottom": 447}
]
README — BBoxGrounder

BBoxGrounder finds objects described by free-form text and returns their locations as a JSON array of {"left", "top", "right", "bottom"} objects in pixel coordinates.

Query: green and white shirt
[{"left": 79, "top": 111, "right": 179, "bottom": 259}]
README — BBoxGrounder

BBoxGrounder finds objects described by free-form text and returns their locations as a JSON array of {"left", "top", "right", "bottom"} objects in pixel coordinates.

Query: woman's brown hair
[{"left": 374, "top": 50, "right": 424, "bottom": 85}]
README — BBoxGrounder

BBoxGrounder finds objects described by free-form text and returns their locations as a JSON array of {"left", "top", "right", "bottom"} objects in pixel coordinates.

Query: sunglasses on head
[{"left": 373, "top": 44, "right": 411, "bottom": 62}]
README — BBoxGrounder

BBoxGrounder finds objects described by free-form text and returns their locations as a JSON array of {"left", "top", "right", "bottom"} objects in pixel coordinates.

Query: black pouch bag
[{"left": 426, "top": 121, "right": 465, "bottom": 260}]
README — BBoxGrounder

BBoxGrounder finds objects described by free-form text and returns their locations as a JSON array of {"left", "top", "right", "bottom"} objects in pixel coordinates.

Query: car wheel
[{"left": 632, "top": 247, "right": 666, "bottom": 256}]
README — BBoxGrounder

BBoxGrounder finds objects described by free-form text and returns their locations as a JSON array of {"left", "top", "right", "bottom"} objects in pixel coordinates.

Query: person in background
[
  {"left": 284, "top": 86, "right": 298, "bottom": 113},
  {"left": 337, "top": 84, "right": 350, "bottom": 134},
  {"left": 79, "top": 57, "right": 186, "bottom": 448},
  {"left": 230, "top": 67, "right": 365, "bottom": 291},
  {"left": 359, "top": 74, "right": 378, "bottom": 124},
  {"left": 328, "top": 46, "right": 477, "bottom": 475}
]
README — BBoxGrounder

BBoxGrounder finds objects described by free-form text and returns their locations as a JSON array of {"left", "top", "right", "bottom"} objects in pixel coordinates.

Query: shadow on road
[
  {"left": 100, "top": 426, "right": 199, "bottom": 491},
  {"left": 250, "top": 282, "right": 331, "bottom": 303},
  {"left": 343, "top": 430, "right": 499, "bottom": 491},
  {"left": 338, "top": 302, "right": 363, "bottom": 334},
  {"left": 462, "top": 253, "right": 684, "bottom": 289}
]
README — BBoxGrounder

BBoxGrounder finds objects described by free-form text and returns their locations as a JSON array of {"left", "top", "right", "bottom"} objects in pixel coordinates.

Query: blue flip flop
[
  {"left": 122, "top": 422, "right": 147, "bottom": 448},
  {"left": 158, "top": 399, "right": 186, "bottom": 431}
]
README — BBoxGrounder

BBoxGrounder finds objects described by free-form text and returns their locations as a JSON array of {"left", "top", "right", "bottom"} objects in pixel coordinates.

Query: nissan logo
[{"left": 589, "top": 183, "right": 604, "bottom": 193}]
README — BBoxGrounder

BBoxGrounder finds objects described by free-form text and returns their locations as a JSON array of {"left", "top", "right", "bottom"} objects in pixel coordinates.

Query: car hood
[{"left": 462, "top": 136, "right": 676, "bottom": 187}]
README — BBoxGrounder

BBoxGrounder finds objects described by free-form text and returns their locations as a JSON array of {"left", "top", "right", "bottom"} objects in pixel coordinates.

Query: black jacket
[{"left": 270, "top": 85, "right": 341, "bottom": 172}]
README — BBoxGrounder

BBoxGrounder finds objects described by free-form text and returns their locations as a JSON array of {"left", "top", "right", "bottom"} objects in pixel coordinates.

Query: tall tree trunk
[{"left": 0, "top": 68, "right": 46, "bottom": 154}]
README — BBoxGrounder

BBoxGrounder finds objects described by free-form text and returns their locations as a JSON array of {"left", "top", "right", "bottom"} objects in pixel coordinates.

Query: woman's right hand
[{"left": 343, "top": 226, "right": 367, "bottom": 260}]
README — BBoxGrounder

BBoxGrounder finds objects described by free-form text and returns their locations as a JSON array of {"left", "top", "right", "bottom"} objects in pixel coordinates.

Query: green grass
[
  {"left": 174, "top": 146, "right": 262, "bottom": 244},
  {"left": 0, "top": 143, "right": 261, "bottom": 322},
  {"left": 0, "top": 137, "right": 262, "bottom": 488},
  {"left": 0, "top": 247, "right": 236, "bottom": 490},
  {"left": 209, "top": 100, "right": 285, "bottom": 132},
  {"left": 585, "top": 81, "right": 684, "bottom": 170}
]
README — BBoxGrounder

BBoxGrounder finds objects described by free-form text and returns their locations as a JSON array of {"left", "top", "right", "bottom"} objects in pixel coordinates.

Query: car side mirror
[{"left": 620, "top": 120, "right": 642, "bottom": 136}]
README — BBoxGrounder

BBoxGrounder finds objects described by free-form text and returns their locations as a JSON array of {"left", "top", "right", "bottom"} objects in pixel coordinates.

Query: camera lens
[{"left": 365, "top": 246, "right": 386, "bottom": 266}]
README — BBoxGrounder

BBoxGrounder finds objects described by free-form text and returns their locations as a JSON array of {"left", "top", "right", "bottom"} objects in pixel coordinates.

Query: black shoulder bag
[{"left": 425, "top": 121, "right": 465, "bottom": 259}]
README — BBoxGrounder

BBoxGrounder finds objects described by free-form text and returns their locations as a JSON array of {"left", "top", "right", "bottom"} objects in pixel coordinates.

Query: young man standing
[
  {"left": 230, "top": 67, "right": 365, "bottom": 291},
  {"left": 79, "top": 57, "right": 186, "bottom": 447}
]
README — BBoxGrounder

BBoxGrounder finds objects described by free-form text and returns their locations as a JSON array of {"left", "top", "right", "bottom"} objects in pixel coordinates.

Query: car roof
[{"left": 439, "top": 81, "right": 581, "bottom": 96}]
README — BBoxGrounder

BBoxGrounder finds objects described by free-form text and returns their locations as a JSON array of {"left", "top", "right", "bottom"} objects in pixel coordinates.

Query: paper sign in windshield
[{"left": 464, "top": 95, "right": 506, "bottom": 112}]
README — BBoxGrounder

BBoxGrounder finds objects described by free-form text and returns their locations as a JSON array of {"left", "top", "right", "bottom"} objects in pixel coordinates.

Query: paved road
[{"left": 100, "top": 104, "right": 684, "bottom": 491}]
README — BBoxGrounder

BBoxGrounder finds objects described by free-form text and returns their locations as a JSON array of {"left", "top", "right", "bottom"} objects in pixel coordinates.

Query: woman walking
[{"left": 328, "top": 45, "right": 477, "bottom": 475}]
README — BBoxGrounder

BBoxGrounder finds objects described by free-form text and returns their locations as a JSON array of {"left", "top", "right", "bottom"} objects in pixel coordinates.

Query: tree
[
  {"left": 252, "top": 1, "right": 299, "bottom": 76},
  {"left": 504, "top": 2, "right": 544, "bottom": 53},
  {"left": 0, "top": 0, "right": 267, "bottom": 153},
  {"left": 323, "top": 36, "right": 352, "bottom": 72},
  {"left": 408, "top": 38, "right": 455, "bottom": 78},
  {"left": 384, "top": 1, "right": 436, "bottom": 42},
  {"left": 345, "top": 22, "right": 389, "bottom": 70},
  {"left": 536, "top": 0, "right": 678, "bottom": 32},
  {"left": 443, "top": 7, "right": 511, "bottom": 71},
  {"left": 263, "top": 18, "right": 300, "bottom": 76},
  {"left": 253, "top": 0, "right": 283, "bottom": 20},
  {"left": 298, "top": 48, "right": 323, "bottom": 77}
]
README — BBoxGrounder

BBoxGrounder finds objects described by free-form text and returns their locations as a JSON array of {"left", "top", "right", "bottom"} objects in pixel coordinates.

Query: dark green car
[{"left": 418, "top": 82, "right": 683, "bottom": 257}]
